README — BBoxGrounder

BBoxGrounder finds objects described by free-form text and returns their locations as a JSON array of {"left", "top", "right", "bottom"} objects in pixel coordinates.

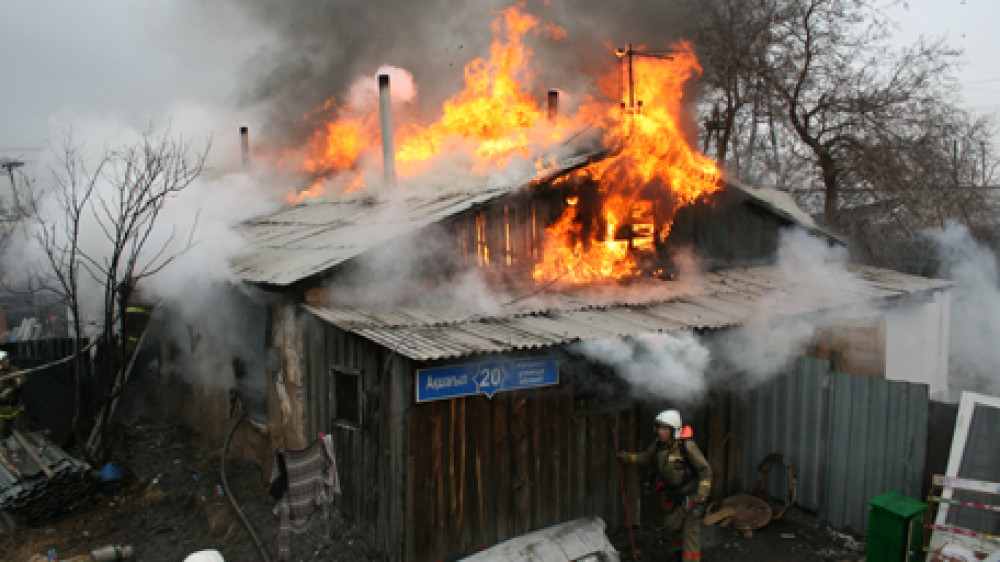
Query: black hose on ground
[{"left": 222, "top": 411, "right": 272, "bottom": 562}]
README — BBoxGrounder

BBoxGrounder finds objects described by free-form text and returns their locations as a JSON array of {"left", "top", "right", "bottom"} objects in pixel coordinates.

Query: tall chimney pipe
[
  {"left": 239, "top": 125, "right": 249, "bottom": 171},
  {"left": 378, "top": 74, "right": 397, "bottom": 187},
  {"left": 547, "top": 90, "right": 559, "bottom": 123}
]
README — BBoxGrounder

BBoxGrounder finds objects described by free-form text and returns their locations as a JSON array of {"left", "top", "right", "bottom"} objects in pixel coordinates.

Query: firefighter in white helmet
[{"left": 618, "top": 409, "right": 712, "bottom": 561}]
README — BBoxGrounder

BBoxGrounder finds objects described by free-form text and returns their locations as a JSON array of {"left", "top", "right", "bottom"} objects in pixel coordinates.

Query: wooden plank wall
[
  {"left": 409, "top": 383, "right": 637, "bottom": 561},
  {"left": 303, "top": 321, "right": 410, "bottom": 557}
]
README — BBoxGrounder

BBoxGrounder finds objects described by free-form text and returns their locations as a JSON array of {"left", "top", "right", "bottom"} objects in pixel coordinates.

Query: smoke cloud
[
  {"left": 572, "top": 331, "right": 711, "bottom": 403},
  {"left": 181, "top": 0, "right": 700, "bottom": 146},
  {"left": 711, "top": 229, "right": 866, "bottom": 383},
  {"left": 929, "top": 223, "right": 1000, "bottom": 395},
  {"left": 4, "top": 107, "right": 281, "bottom": 389}
]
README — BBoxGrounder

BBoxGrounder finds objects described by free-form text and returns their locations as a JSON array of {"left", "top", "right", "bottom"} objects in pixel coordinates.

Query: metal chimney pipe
[
  {"left": 239, "top": 126, "right": 249, "bottom": 171},
  {"left": 378, "top": 74, "right": 397, "bottom": 186},
  {"left": 547, "top": 90, "right": 559, "bottom": 122}
]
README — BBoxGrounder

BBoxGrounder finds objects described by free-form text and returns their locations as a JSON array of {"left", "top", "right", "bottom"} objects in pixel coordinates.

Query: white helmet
[
  {"left": 655, "top": 409, "right": 682, "bottom": 437},
  {"left": 184, "top": 551, "right": 225, "bottom": 562},
  {"left": 0, "top": 350, "right": 7, "bottom": 361}
]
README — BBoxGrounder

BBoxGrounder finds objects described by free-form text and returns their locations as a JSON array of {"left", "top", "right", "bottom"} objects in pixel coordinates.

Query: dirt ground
[
  {"left": 0, "top": 414, "right": 866, "bottom": 562},
  {"left": 0, "top": 415, "right": 379, "bottom": 562},
  {"left": 609, "top": 503, "right": 867, "bottom": 561}
]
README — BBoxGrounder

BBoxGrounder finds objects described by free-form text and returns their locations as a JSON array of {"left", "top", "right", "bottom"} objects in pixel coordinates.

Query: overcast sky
[{"left": 2, "top": 0, "right": 998, "bottom": 171}]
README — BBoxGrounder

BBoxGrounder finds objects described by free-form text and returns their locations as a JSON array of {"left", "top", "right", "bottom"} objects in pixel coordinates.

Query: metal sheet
[
  {"left": 745, "top": 361, "right": 928, "bottom": 536},
  {"left": 233, "top": 154, "right": 598, "bottom": 286},
  {"left": 305, "top": 265, "right": 949, "bottom": 362}
]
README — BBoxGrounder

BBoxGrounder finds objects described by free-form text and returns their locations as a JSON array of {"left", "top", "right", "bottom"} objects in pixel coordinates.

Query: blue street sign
[{"left": 416, "top": 356, "right": 559, "bottom": 403}]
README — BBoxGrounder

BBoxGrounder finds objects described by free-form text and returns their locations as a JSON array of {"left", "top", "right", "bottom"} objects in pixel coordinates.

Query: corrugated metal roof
[
  {"left": 303, "top": 265, "right": 950, "bottom": 361},
  {"left": 232, "top": 153, "right": 597, "bottom": 286},
  {"left": 231, "top": 148, "right": 843, "bottom": 288},
  {"left": 727, "top": 179, "right": 843, "bottom": 243},
  {"left": 232, "top": 188, "right": 506, "bottom": 286}
]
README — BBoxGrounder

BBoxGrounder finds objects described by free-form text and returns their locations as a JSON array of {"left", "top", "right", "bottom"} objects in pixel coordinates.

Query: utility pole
[{"left": 614, "top": 44, "right": 676, "bottom": 114}]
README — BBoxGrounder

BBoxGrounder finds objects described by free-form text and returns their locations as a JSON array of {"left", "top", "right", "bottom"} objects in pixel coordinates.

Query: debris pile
[{"left": 0, "top": 431, "right": 95, "bottom": 524}]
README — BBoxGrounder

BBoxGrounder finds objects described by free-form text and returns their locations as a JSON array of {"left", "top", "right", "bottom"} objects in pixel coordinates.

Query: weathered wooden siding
[
  {"left": 409, "top": 384, "right": 637, "bottom": 561},
  {"left": 302, "top": 319, "right": 411, "bottom": 559},
  {"left": 267, "top": 302, "right": 308, "bottom": 451}
]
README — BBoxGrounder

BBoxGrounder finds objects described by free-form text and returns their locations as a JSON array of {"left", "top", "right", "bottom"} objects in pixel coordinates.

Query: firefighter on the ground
[
  {"left": 617, "top": 409, "right": 712, "bottom": 561},
  {"left": 0, "top": 350, "right": 26, "bottom": 439}
]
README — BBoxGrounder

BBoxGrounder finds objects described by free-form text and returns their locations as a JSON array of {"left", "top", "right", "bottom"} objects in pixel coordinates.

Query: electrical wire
[{"left": 0, "top": 337, "right": 101, "bottom": 381}]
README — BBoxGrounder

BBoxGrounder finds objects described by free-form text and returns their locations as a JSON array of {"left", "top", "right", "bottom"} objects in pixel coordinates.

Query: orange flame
[
  {"left": 277, "top": 6, "right": 723, "bottom": 285},
  {"left": 532, "top": 41, "right": 723, "bottom": 283},
  {"left": 396, "top": 6, "right": 561, "bottom": 173},
  {"left": 284, "top": 4, "right": 572, "bottom": 200}
]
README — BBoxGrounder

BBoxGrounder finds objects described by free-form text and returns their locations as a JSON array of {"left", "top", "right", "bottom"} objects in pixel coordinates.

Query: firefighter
[
  {"left": 0, "top": 350, "right": 26, "bottom": 439},
  {"left": 617, "top": 409, "right": 711, "bottom": 561}
]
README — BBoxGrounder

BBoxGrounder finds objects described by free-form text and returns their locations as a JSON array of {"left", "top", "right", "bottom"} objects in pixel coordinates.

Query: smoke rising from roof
[
  {"left": 572, "top": 331, "right": 710, "bottom": 404},
  {"left": 565, "top": 231, "right": 873, "bottom": 403},
  {"left": 711, "top": 229, "right": 866, "bottom": 382},
  {"left": 6, "top": 111, "right": 281, "bottom": 391},
  {"left": 930, "top": 223, "right": 1000, "bottom": 396},
  {"left": 193, "top": 0, "right": 698, "bottom": 146}
]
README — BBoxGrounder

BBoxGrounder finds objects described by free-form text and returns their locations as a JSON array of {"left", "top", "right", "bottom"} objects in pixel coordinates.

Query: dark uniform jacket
[
  {"left": 0, "top": 368, "right": 25, "bottom": 413},
  {"left": 624, "top": 438, "right": 712, "bottom": 502}
]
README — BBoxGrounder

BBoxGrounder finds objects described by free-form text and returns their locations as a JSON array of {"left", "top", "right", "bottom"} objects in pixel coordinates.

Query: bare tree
[
  {"left": 26, "top": 131, "right": 207, "bottom": 459},
  {"left": 79, "top": 132, "right": 206, "bottom": 459},
  {"left": 35, "top": 135, "right": 103, "bottom": 446},
  {"left": 691, "top": 0, "right": 1000, "bottom": 267},
  {"left": 690, "top": 0, "right": 776, "bottom": 169},
  {"left": 1, "top": 159, "right": 42, "bottom": 265}
]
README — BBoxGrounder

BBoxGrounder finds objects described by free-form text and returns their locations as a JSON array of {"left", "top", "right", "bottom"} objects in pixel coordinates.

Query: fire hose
[
  {"left": 222, "top": 410, "right": 271, "bottom": 562},
  {"left": 613, "top": 431, "right": 640, "bottom": 559}
]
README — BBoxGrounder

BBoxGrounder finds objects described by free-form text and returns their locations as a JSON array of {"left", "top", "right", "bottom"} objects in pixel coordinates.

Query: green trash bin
[{"left": 866, "top": 491, "right": 926, "bottom": 562}]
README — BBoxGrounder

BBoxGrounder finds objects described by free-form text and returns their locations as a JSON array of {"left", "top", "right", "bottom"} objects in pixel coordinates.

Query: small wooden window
[{"left": 333, "top": 365, "right": 361, "bottom": 428}]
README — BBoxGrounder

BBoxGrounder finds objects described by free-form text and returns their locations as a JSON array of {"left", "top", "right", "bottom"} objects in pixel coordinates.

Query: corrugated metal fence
[{"left": 744, "top": 356, "right": 928, "bottom": 535}]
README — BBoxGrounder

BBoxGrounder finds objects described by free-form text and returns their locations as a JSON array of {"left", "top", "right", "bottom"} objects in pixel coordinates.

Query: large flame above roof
[
  {"left": 532, "top": 42, "right": 723, "bottom": 284},
  {"left": 273, "top": 4, "right": 722, "bottom": 283},
  {"left": 283, "top": 5, "right": 578, "bottom": 199}
]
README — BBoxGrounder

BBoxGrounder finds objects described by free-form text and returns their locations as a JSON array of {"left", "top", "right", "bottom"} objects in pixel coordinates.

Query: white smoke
[
  {"left": 712, "top": 229, "right": 865, "bottom": 383},
  {"left": 4, "top": 105, "right": 281, "bottom": 389},
  {"left": 929, "top": 222, "right": 1000, "bottom": 395},
  {"left": 347, "top": 66, "right": 417, "bottom": 109},
  {"left": 572, "top": 331, "right": 710, "bottom": 403}
]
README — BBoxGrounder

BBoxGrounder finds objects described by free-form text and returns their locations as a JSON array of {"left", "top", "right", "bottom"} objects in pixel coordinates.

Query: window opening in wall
[
  {"left": 530, "top": 201, "right": 537, "bottom": 258},
  {"left": 476, "top": 211, "right": 489, "bottom": 267},
  {"left": 460, "top": 222, "right": 469, "bottom": 267},
  {"left": 333, "top": 365, "right": 361, "bottom": 428},
  {"left": 504, "top": 204, "right": 512, "bottom": 266}
]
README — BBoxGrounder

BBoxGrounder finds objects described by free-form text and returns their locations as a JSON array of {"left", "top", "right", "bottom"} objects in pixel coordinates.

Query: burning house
[{"left": 156, "top": 7, "right": 952, "bottom": 559}]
